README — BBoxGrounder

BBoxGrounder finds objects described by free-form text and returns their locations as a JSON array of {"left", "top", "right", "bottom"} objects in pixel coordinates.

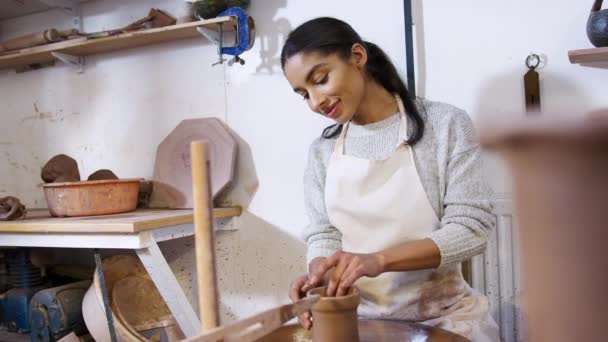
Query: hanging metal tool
[
  {"left": 197, "top": 7, "right": 255, "bottom": 66},
  {"left": 524, "top": 54, "right": 541, "bottom": 114}
]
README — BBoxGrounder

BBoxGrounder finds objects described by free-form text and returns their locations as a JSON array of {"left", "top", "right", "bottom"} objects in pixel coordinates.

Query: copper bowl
[{"left": 42, "top": 179, "right": 142, "bottom": 217}]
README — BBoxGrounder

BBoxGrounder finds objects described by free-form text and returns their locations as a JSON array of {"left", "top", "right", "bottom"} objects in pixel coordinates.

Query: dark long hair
[{"left": 280, "top": 17, "right": 424, "bottom": 145}]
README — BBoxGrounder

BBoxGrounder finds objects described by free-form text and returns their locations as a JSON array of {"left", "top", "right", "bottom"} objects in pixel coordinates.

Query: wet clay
[
  {"left": 41, "top": 154, "right": 80, "bottom": 183},
  {"left": 0, "top": 196, "right": 27, "bottom": 221},
  {"left": 87, "top": 169, "right": 118, "bottom": 181},
  {"left": 306, "top": 287, "right": 360, "bottom": 342}
]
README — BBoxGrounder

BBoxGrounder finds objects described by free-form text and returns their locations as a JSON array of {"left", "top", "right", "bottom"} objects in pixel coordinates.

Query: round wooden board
[
  {"left": 111, "top": 275, "right": 179, "bottom": 342},
  {"left": 112, "top": 276, "right": 173, "bottom": 330}
]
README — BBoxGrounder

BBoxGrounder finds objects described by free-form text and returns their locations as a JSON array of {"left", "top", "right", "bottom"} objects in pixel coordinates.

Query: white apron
[{"left": 324, "top": 96, "right": 500, "bottom": 341}]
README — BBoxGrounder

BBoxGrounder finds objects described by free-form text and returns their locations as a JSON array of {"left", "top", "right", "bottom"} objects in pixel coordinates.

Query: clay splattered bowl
[{"left": 42, "top": 178, "right": 142, "bottom": 217}]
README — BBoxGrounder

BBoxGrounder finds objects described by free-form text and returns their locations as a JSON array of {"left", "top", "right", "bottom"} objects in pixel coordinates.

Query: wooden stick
[
  {"left": 183, "top": 295, "right": 321, "bottom": 342},
  {"left": 191, "top": 141, "right": 219, "bottom": 331}
]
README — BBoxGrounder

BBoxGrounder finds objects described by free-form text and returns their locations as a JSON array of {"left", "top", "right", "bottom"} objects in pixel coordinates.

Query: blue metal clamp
[
  {"left": 197, "top": 6, "right": 255, "bottom": 66},
  {"left": 218, "top": 6, "right": 255, "bottom": 57}
]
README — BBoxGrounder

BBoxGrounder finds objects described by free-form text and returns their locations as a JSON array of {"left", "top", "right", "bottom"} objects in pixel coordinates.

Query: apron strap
[
  {"left": 395, "top": 95, "right": 409, "bottom": 144},
  {"left": 334, "top": 121, "right": 350, "bottom": 154},
  {"left": 333, "top": 95, "right": 409, "bottom": 155}
]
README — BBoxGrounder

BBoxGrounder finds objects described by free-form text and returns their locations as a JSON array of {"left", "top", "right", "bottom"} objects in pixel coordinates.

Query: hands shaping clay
[{"left": 0, "top": 196, "right": 26, "bottom": 221}]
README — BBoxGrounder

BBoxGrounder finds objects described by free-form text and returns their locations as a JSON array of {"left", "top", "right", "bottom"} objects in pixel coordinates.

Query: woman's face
[{"left": 283, "top": 44, "right": 367, "bottom": 124}]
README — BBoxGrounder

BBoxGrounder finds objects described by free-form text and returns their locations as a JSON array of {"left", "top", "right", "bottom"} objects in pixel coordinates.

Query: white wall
[
  {"left": 1, "top": 0, "right": 607, "bottom": 324},
  {"left": 418, "top": 0, "right": 608, "bottom": 192}
]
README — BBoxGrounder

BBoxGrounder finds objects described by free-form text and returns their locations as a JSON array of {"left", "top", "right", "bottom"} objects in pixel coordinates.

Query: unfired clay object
[
  {"left": 480, "top": 112, "right": 608, "bottom": 342},
  {"left": 306, "top": 287, "right": 360, "bottom": 342},
  {"left": 150, "top": 118, "right": 237, "bottom": 209},
  {"left": 88, "top": 169, "right": 119, "bottom": 181},
  {"left": 41, "top": 154, "right": 80, "bottom": 183},
  {"left": 0, "top": 196, "right": 26, "bottom": 221}
]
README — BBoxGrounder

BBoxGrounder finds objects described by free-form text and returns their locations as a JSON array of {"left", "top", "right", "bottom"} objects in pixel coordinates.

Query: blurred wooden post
[{"left": 191, "top": 141, "right": 219, "bottom": 331}]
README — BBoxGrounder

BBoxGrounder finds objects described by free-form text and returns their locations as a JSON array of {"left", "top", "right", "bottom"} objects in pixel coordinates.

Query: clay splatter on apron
[{"left": 417, "top": 270, "right": 468, "bottom": 319}]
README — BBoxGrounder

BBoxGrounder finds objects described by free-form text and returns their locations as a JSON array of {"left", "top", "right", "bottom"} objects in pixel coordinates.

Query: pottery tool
[
  {"left": 85, "top": 8, "right": 176, "bottom": 40},
  {"left": 184, "top": 295, "right": 320, "bottom": 342},
  {"left": 0, "top": 29, "right": 62, "bottom": 52},
  {"left": 191, "top": 141, "right": 220, "bottom": 331},
  {"left": 524, "top": 54, "right": 541, "bottom": 113}
]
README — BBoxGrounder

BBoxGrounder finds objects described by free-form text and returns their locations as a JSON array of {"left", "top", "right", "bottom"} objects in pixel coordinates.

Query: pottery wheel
[
  {"left": 150, "top": 118, "right": 237, "bottom": 209},
  {"left": 255, "top": 320, "right": 470, "bottom": 342}
]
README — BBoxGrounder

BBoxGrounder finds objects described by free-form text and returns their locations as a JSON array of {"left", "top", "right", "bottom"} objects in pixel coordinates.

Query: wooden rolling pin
[
  {"left": 0, "top": 29, "right": 62, "bottom": 52},
  {"left": 191, "top": 141, "right": 220, "bottom": 331}
]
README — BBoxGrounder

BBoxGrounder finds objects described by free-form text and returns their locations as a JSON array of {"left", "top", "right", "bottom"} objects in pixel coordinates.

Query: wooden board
[
  {"left": 569, "top": 47, "right": 608, "bottom": 64},
  {"left": 112, "top": 276, "right": 175, "bottom": 340},
  {"left": 0, "top": 16, "right": 236, "bottom": 70},
  {"left": 151, "top": 118, "right": 237, "bottom": 209},
  {"left": 0, "top": 207, "right": 241, "bottom": 233}
]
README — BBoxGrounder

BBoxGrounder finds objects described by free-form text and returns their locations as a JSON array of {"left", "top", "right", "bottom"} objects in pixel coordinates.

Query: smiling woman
[
  {"left": 280, "top": 17, "right": 424, "bottom": 143},
  {"left": 281, "top": 17, "right": 500, "bottom": 341}
]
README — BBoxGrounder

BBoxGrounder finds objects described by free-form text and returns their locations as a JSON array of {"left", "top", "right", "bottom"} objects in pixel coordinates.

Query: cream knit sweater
[{"left": 303, "top": 99, "right": 495, "bottom": 268}]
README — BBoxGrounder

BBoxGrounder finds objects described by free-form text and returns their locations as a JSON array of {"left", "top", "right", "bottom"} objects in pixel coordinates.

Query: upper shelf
[
  {"left": 0, "top": 206, "right": 242, "bottom": 233},
  {"left": 568, "top": 47, "right": 608, "bottom": 65},
  {"left": 0, "top": 16, "right": 236, "bottom": 71}
]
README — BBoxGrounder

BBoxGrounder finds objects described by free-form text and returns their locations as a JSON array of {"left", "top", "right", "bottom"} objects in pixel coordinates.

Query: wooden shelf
[
  {"left": 0, "top": 16, "right": 235, "bottom": 71},
  {"left": 569, "top": 47, "right": 608, "bottom": 64},
  {"left": 0, "top": 206, "right": 242, "bottom": 233}
]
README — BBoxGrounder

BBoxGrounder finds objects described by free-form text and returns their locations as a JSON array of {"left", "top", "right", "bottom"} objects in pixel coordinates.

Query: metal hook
[{"left": 526, "top": 54, "right": 540, "bottom": 70}]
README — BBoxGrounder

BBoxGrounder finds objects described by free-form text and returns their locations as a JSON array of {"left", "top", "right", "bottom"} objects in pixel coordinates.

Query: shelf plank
[
  {"left": 0, "top": 16, "right": 235, "bottom": 70},
  {"left": 0, "top": 206, "right": 242, "bottom": 234},
  {"left": 569, "top": 47, "right": 608, "bottom": 64}
]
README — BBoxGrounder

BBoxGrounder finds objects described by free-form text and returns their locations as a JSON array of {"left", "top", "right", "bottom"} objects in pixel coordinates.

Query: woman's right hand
[
  {"left": 289, "top": 274, "right": 315, "bottom": 329},
  {"left": 290, "top": 258, "right": 328, "bottom": 329}
]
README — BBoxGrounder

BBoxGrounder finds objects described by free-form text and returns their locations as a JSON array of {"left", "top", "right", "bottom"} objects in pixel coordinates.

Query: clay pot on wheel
[
  {"left": 306, "top": 287, "right": 360, "bottom": 342},
  {"left": 480, "top": 112, "right": 608, "bottom": 342},
  {"left": 587, "top": 0, "right": 608, "bottom": 47}
]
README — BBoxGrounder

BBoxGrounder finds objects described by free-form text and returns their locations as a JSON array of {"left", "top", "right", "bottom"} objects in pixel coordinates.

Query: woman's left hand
[{"left": 308, "top": 251, "right": 385, "bottom": 297}]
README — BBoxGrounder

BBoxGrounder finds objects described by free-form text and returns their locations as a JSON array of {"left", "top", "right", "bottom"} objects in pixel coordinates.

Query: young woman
[{"left": 282, "top": 17, "right": 499, "bottom": 341}]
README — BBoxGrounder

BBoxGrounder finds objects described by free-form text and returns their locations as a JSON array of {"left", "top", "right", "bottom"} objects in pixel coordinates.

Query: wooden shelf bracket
[{"left": 51, "top": 51, "right": 84, "bottom": 73}]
